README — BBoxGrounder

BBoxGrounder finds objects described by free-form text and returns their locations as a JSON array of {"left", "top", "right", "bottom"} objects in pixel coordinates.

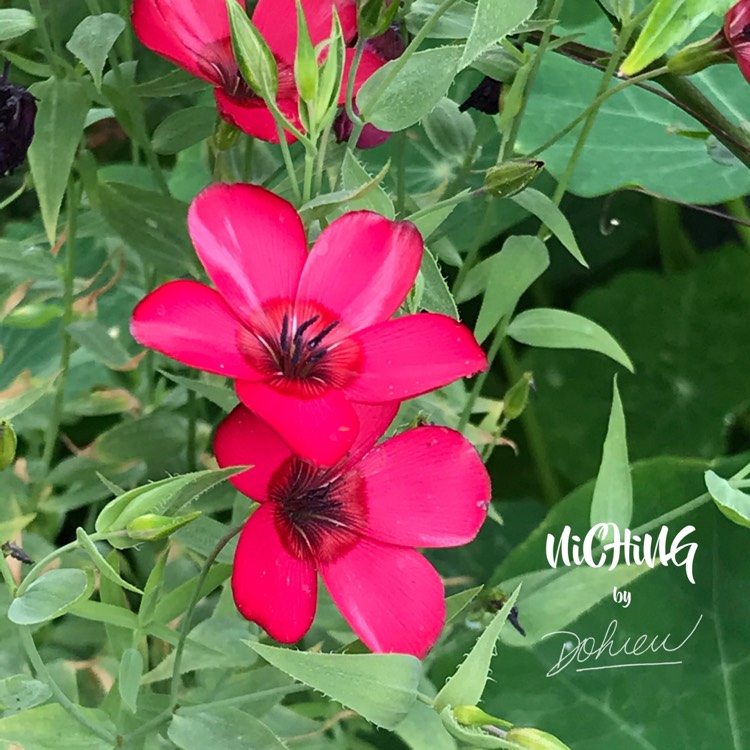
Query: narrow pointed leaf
[{"left": 705, "top": 470, "right": 750, "bottom": 528}]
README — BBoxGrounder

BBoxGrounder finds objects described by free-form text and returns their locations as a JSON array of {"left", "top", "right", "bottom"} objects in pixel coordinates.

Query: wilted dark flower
[
  {"left": 459, "top": 76, "right": 502, "bottom": 115},
  {"left": 0, "top": 63, "right": 36, "bottom": 176}
]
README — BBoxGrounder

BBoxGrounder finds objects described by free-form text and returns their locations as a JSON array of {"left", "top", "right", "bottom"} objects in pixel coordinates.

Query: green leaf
[
  {"left": 98, "top": 181, "right": 197, "bottom": 275},
  {"left": 8, "top": 569, "right": 92, "bottom": 625},
  {"left": 247, "top": 642, "right": 421, "bottom": 729},
  {"left": 294, "top": 0, "right": 318, "bottom": 103},
  {"left": 422, "top": 98, "right": 476, "bottom": 163},
  {"left": 510, "top": 189, "right": 587, "bottom": 267},
  {"left": 0, "top": 378, "right": 54, "bottom": 420},
  {"left": 420, "top": 249, "right": 458, "bottom": 318},
  {"left": 341, "top": 150, "right": 394, "bottom": 218},
  {"left": 358, "top": 46, "right": 463, "bottom": 131},
  {"left": 397, "top": 702, "right": 458, "bottom": 750},
  {"left": 507, "top": 308, "right": 634, "bottom": 371},
  {"left": 474, "top": 235, "right": 549, "bottom": 343},
  {"left": 171, "top": 515, "right": 238, "bottom": 565},
  {"left": 0, "top": 704, "right": 113, "bottom": 749},
  {"left": 620, "top": 0, "right": 724, "bottom": 76},
  {"left": 407, "top": 192, "right": 468, "bottom": 240},
  {"left": 434, "top": 584, "right": 521, "bottom": 711},
  {"left": 405, "top": 0, "right": 475, "bottom": 39},
  {"left": 27, "top": 78, "right": 91, "bottom": 245},
  {"left": 75, "top": 528, "right": 143, "bottom": 594},
  {"left": 0, "top": 9, "right": 36, "bottom": 41},
  {"left": 118, "top": 648, "right": 143, "bottom": 713},
  {"left": 67, "top": 320, "right": 132, "bottom": 369},
  {"left": 460, "top": 0, "right": 536, "bottom": 70},
  {"left": 705, "top": 470, "right": 750, "bottom": 528},
  {"left": 0, "top": 239, "right": 59, "bottom": 281},
  {"left": 445, "top": 586, "right": 483, "bottom": 624},
  {"left": 160, "top": 370, "right": 238, "bottom": 412},
  {"left": 66, "top": 13, "right": 126, "bottom": 90},
  {"left": 0, "top": 675, "right": 51, "bottom": 714},
  {"left": 169, "top": 707, "right": 288, "bottom": 750},
  {"left": 151, "top": 106, "right": 217, "bottom": 155},
  {"left": 226, "top": 0, "right": 278, "bottom": 99},
  {"left": 590, "top": 377, "right": 633, "bottom": 535}
]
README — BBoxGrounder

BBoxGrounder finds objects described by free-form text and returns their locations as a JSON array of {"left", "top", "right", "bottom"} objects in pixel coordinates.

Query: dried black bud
[
  {"left": 459, "top": 76, "right": 502, "bottom": 115},
  {"left": 2, "top": 541, "right": 33, "bottom": 565},
  {"left": 0, "top": 63, "right": 37, "bottom": 176}
]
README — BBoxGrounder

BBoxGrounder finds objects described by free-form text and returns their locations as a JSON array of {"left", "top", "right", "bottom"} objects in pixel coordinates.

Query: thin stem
[
  {"left": 725, "top": 199, "right": 750, "bottom": 251},
  {"left": 314, "top": 119, "right": 333, "bottom": 195},
  {"left": 169, "top": 521, "right": 245, "bottom": 706},
  {"left": 451, "top": 199, "right": 492, "bottom": 297},
  {"left": 395, "top": 131, "right": 407, "bottom": 217},
  {"left": 28, "top": 0, "right": 60, "bottom": 75},
  {"left": 0, "top": 553, "right": 17, "bottom": 595},
  {"left": 186, "top": 391, "right": 197, "bottom": 472},
  {"left": 19, "top": 627, "right": 117, "bottom": 744},
  {"left": 303, "top": 146, "right": 316, "bottom": 204},
  {"left": 275, "top": 124, "right": 303, "bottom": 204},
  {"left": 41, "top": 180, "right": 80, "bottom": 470},
  {"left": 345, "top": 39, "right": 367, "bottom": 151},
  {"left": 0, "top": 179, "right": 28, "bottom": 211}
]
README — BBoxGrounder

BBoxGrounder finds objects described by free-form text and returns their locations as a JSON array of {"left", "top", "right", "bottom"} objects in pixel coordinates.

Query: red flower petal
[
  {"left": 232, "top": 505, "right": 318, "bottom": 642},
  {"left": 132, "top": 0, "right": 242, "bottom": 84},
  {"left": 214, "top": 90, "right": 301, "bottom": 143},
  {"left": 726, "top": 0, "right": 750, "bottom": 40},
  {"left": 345, "top": 313, "right": 488, "bottom": 401},
  {"left": 298, "top": 213, "right": 423, "bottom": 331},
  {"left": 214, "top": 405, "right": 294, "bottom": 502},
  {"left": 252, "top": 0, "right": 357, "bottom": 62},
  {"left": 236, "top": 379, "right": 359, "bottom": 466},
  {"left": 340, "top": 47, "right": 385, "bottom": 106},
  {"left": 188, "top": 183, "right": 307, "bottom": 322},
  {"left": 344, "top": 402, "right": 400, "bottom": 465},
  {"left": 321, "top": 538, "right": 445, "bottom": 658},
  {"left": 130, "top": 280, "right": 262, "bottom": 379},
  {"left": 358, "top": 426, "right": 489, "bottom": 547}
]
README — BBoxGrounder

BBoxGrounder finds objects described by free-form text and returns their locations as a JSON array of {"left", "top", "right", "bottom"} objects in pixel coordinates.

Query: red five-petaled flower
[
  {"left": 725, "top": 0, "right": 750, "bottom": 82},
  {"left": 214, "top": 401, "right": 490, "bottom": 657},
  {"left": 130, "top": 183, "right": 488, "bottom": 466},
  {"left": 131, "top": 0, "right": 383, "bottom": 142}
]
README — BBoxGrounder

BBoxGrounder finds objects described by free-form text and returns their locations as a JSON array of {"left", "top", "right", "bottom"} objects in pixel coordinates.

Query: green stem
[
  {"left": 302, "top": 146, "right": 316, "bottom": 204},
  {"left": 450, "top": 198, "right": 492, "bottom": 298},
  {"left": 345, "top": 40, "right": 367, "bottom": 151},
  {"left": 395, "top": 130, "right": 407, "bottom": 217},
  {"left": 177, "top": 684, "right": 309, "bottom": 716},
  {"left": 275, "top": 124, "right": 303, "bottom": 204},
  {"left": 314, "top": 119, "right": 333, "bottom": 195},
  {"left": 169, "top": 522, "right": 245, "bottom": 706},
  {"left": 0, "top": 179, "right": 28, "bottom": 211},
  {"left": 725, "top": 199, "right": 750, "bottom": 252},
  {"left": 28, "top": 0, "right": 60, "bottom": 75},
  {"left": 41, "top": 180, "right": 80, "bottom": 470},
  {"left": 19, "top": 627, "right": 117, "bottom": 744},
  {"left": 186, "top": 391, "right": 197, "bottom": 472},
  {"left": 0, "top": 553, "right": 17, "bottom": 595}
]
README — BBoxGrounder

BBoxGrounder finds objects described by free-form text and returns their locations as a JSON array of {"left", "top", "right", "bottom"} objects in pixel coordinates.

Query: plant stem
[
  {"left": 41, "top": 180, "right": 80, "bottom": 471},
  {"left": 275, "top": 125, "right": 303, "bottom": 204},
  {"left": 725, "top": 198, "right": 750, "bottom": 251},
  {"left": 19, "top": 627, "right": 117, "bottom": 744},
  {"left": 345, "top": 39, "right": 367, "bottom": 151},
  {"left": 186, "top": 391, "right": 197, "bottom": 472},
  {"left": 451, "top": 199, "right": 492, "bottom": 298},
  {"left": 314, "top": 119, "right": 334, "bottom": 195},
  {"left": 28, "top": 0, "right": 60, "bottom": 75},
  {"left": 303, "top": 146, "right": 316, "bottom": 204},
  {"left": 0, "top": 179, "right": 28, "bottom": 210},
  {"left": 0, "top": 553, "right": 17, "bottom": 595}
]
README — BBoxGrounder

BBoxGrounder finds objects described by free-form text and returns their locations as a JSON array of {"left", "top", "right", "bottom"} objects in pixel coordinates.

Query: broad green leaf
[
  {"left": 341, "top": 150, "right": 394, "bottom": 217},
  {"left": 66, "top": 13, "right": 126, "bottom": 89},
  {"left": 434, "top": 585, "right": 521, "bottom": 711},
  {"left": 421, "top": 249, "right": 458, "bottom": 318},
  {"left": 445, "top": 586, "right": 483, "bottom": 624},
  {"left": 0, "top": 675, "right": 51, "bottom": 714},
  {"left": 152, "top": 106, "right": 217, "bottom": 154},
  {"left": 590, "top": 378, "right": 633, "bottom": 535},
  {"left": 8, "top": 569, "right": 92, "bottom": 625},
  {"left": 510, "top": 189, "right": 587, "bottom": 267},
  {"left": 98, "top": 551, "right": 135, "bottom": 658},
  {"left": 422, "top": 98, "right": 476, "bottom": 163},
  {"left": 98, "top": 182, "right": 197, "bottom": 275},
  {"left": 247, "top": 642, "right": 421, "bottom": 729},
  {"left": 0, "top": 9, "right": 35, "bottom": 41},
  {"left": 160, "top": 370, "right": 238, "bottom": 412},
  {"left": 27, "top": 78, "right": 91, "bottom": 245},
  {"left": 620, "top": 0, "right": 726, "bottom": 76},
  {"left": 0, "top": 239, "right": 58, "bottom": 281},
  {"left": 397, "top": 702, "right": 458, "bottom": 750},
  {"left": 75, "top": 528, "right": 143, "bottom": 594},
  {"left": 358, "top": 46, "right": 463, "bottom": 131},
  {"left": 705, "top": 470, "right": 750, "bottom": 528},
  {"left": 0, "top": 704, "right": 113, "bottom": 749},
  {"left": 507, "top": 308, "right": 634, "bottom": 372},
  {"left": 169, "top": 707, "right": 288, "bottom": 750},
  {"left": 460, "top": 0, "right": 536, "bottom": 70},
  {"left": 172, "top": 515, "right": 238, "bottom": 565},
  {"left": 67, "top": 320, "right": 132, "bottom": 369},
  {"left": 405, "top": 0, "right": 475, "bottom": 39},
  {"left": 0, "top": 379, "right": 53, "bottom": 420},
  {"left": 474, "top": 235, "right": 549, "bottom": 343},
  {"left": 118, "top": 648, "right": 143, "bottom": 713}
]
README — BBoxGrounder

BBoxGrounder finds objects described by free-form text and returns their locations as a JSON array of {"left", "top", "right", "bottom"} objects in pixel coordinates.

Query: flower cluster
[{"left": 130, "top": 0, "right": 491, "bottom": 657}]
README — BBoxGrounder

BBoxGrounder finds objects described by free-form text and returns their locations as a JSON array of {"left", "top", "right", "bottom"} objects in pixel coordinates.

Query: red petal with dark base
[
  {"left": 232, "top": 505, "right": 318, "bottom": 643},
  {"left": 188, "top": 183, "right": 307, "bottom": 322},
  {"left": 358, "top": 426, "right": 489, "bottom": 547},
  {"left": 321, "top": 538, "right": 445, "bottom": 658},
  {"left": 214, "top": 91, "right": 302, "bottom": 143},
  {"left": 130, "top": 280, "right": 262, "bottom": 380},
  {"left": 214, "top": 405, "right": 294, "bottom": 502},
  {"left": 236, "top": 379, "right": 359, "bottom": 466},
  {"left": 345, "top": 313, "right": 488, "bottom": 401},
  {"left": 298, "top": 213, "right": 423, "bottom": 331}
]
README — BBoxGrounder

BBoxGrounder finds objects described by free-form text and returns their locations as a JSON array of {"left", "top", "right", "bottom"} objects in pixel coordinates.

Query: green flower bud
[
  {"left": 125, "top": 511, "right": 201, "bottom": 541},
  {"left": 667, "top": 33, "right": 730, "bottom": 76},
  {"left": 357, "top": 0, "right": 399, "bottom": 40},
  {"left": 0, "top": 421, "right": 17, "bottom": 470},
  {"left": 505, "top": 727, "right": 572, "bottom": 750},
  {"left": 503, "top": 371, "right": 534, "bottom": 420},
  {"left": 294, "top": 0, "right": 318, "bottom": 105},
  {"left": 453, "top": 705, "right": 512, "bottom": 729},
  {"left": 213, "top": 118, "right": 240, "bottom": 150},
  {"left": 484, "top": 160, "right": 543, "bottom": 198}
]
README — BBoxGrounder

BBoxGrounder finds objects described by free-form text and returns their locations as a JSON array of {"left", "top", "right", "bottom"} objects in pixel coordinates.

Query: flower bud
[
  {"left": 667, "top": 33, "right": 730, "bottom": 76},
  {"left": 0, "top": 64, "right": 37, "bottom": 176},
  {"left": 453, "top": 705, "right": 510, "bottom": 728},
  {"left": 0, "top": 421, "right": 17, "bottom": 470},
  {"left": 357, "top": 0, "right": 399, "bottom": 40},
  {"left": 125, "top": 511, "right": 201, "bottom": 541},
  {"left": 213, "top": 118, "right": 240, "bottom": 150},
  {"left": 484, "top": 160, "right": 543, "bottom": 199},
  {"left": 503, "top": 371, "right": 534, "bottom": 420},
  {"left": 505, "top": 727, "right": 572, "bottom": 750}
]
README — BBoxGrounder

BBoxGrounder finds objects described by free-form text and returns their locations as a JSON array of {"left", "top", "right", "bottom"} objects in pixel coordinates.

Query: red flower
[
  {"left": 131, "top": 0, "right": 383, "bottom": 142},
  {"left": 725, "top": 0, "right": 750, "bottom": 81},
  {"left": 214, "top": 401, "right": 490, "bottom": 657},
  {"left": 131, "top": 183, "right": 487, "bottom": 465}
]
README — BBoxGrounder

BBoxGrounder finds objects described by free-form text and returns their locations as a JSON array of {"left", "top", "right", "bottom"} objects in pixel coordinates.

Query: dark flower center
[
  {"left": 268, "top": 457, "right": 366, "bottom": 564},
  {"left": 238, "top": 302, "right": 362, "bottom": 396},
  {"left": 741, "top": 23, "right": 750, "bottom": 42}
]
